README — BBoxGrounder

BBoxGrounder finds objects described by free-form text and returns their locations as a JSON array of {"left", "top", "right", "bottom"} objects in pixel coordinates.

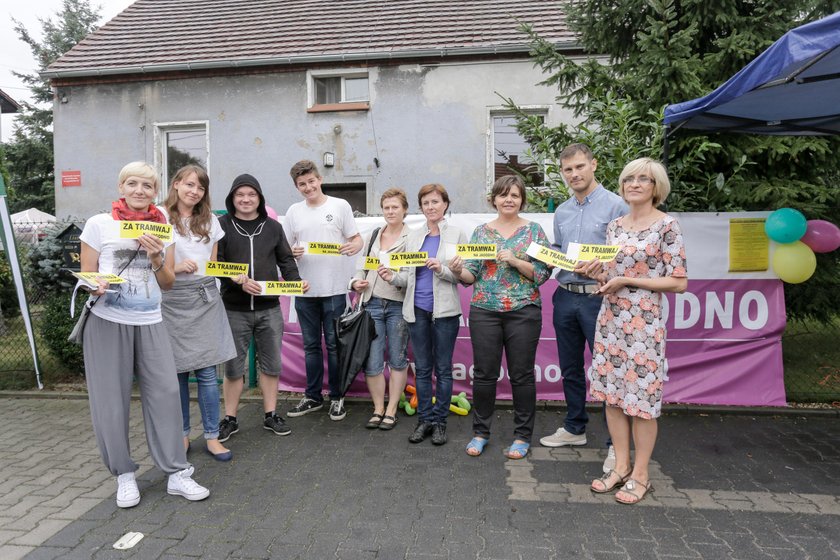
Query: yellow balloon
[{"left": 772, "top": 241, "right": 817, "bottom": 284}]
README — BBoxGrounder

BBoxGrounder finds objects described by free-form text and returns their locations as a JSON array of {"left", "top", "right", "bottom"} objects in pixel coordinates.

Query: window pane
[
  {"left": 166, "top": 129, "right": 207, "bottom": 186},
  {"left": 493, "top": 115, "right": 543, "bottom": 185},
  {"left": 322, "top": 183, "right": 367, "bottom": 214},
  {"left": 343, "top": 77, "right": 369, "bottom": 102},
  {"left": 315, "top": 77, "right": 341, "bottom": 104}
]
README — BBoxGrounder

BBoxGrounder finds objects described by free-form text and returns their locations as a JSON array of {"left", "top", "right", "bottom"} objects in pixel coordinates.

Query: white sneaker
[
  {"left": 167, "top": 466, "right": 210, "bottom": 501},
  {"left": 602, "top": 445, "right": 616, "bottom": 473},
  {"left": 539, "top": 427, "right": 587, "bottom": 448},
  {"left": 116, "top": 472, "right": 140, "bottom": 508}
]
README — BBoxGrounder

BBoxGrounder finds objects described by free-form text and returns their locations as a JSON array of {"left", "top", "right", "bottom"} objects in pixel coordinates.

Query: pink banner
[{"left": 276, "top": 278, "right": 786, "bottom": 407}]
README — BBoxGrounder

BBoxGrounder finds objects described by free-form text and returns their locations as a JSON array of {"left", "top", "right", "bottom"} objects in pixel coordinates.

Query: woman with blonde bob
[
  {"left": 350, "top": 188, "right": 411, "bottom": 430},
  {"left": 579, "top": 157, "right": 687, "bottom": 504},
  {"left": 79, "top": 161, "right": 209, "bottom": 509},
  {"left": 160, "top": 164, "right": 237, "bottom": 461}
]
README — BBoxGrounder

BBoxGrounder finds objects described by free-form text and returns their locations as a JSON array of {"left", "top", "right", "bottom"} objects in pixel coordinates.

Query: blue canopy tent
[{"left": 664, "top": 11, "right": 840, "bottom": 137}]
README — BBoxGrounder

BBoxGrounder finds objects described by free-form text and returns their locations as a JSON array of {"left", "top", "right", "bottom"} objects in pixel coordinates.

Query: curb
[{"left": 1, "top": 390, "right": 837, "bottom": 418}]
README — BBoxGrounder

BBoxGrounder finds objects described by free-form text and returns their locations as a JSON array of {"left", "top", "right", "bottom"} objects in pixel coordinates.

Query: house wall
[{"left": 53, "top": 58, "right": 577, "bottom": 219}]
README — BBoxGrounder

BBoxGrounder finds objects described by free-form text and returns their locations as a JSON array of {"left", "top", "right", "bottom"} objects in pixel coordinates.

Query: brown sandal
[
  {"left": 590, "top": 469, "right": 631, "bottom": 494},
  {"left": 615, "top": 478, "right": 653, "bottom": 504},
  {"left": 365, "top": 413, "right": 384, "bottom": 429}
]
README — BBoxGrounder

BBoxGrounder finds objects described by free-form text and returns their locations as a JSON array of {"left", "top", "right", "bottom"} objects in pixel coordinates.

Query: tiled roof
[
  {"left": 0, "top": 89, "right": 22, "bottom": 113},
  {"left": 45, "top": 0, "right": 573, "bottom": 77}
]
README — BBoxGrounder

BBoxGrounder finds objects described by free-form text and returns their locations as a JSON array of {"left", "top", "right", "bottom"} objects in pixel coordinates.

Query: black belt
[{"left": 559, "top": 283, "right": 598, "bottom": 294}]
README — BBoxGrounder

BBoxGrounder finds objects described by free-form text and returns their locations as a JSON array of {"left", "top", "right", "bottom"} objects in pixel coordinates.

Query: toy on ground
[{"left": 398, "top": 393, "right": 416, "bottom": 416}]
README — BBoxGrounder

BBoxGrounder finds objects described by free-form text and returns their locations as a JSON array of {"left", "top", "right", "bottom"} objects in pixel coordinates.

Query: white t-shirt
[
  {"left": 79, "top": 213, "right": 171, "bottom": 326},
  {"left": 283, "top": 196, "right": 359, "bottom": 297},
  {"left": 159, "top": 208, "right": 224, "bottom": 280}
]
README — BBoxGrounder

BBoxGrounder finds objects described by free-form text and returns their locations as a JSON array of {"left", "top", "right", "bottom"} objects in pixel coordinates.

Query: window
[
  {"left": 491, "top": 113, "right": 546, "bottom": 187},
  {"left": 323, "top": 183, "right": 367, "bottom": 214},
  {"left": 154, "top": 122, "right": 209, "bottom": 199},
  {"left": 308, "top": 69, "right": 370, "bottom": 112}
]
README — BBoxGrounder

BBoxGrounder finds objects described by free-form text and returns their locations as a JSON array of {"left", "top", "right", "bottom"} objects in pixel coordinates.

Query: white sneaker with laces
[
  {"left": 539, "top": 427, "right": 587, "bottom": 447},
  {"left": 167, "top": 466, "right": 210, "bottom": 501},
  {"left": 116, "top": 472, "right": 140, "bottom": 508},
  {"left": 329, "top": 398, "right": 347, "bottom": 421},
  {"left": 602, "top": 445, "right": 616, "bottom": 473}
]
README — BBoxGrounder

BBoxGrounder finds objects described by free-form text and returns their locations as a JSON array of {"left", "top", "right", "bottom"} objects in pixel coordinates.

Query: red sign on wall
[{"left": 61, "top": 170, "right": 82, "bottom": 187}]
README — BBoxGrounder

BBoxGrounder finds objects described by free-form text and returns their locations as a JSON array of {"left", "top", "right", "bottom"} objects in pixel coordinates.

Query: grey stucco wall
[{"left": 53, "top": 58, "right": 575, "bottom": 219}]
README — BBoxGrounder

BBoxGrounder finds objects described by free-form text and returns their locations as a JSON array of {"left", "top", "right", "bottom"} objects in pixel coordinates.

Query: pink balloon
[
  {"left": 265, "top": 205, "right": 279, "bottom": 221},
  {"left": 801, "top": 220, "right": 840, "bottom": 253}
]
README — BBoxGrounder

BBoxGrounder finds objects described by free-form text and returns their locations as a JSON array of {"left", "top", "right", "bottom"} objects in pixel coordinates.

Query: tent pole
[{"left": 663, "top": 124, "right": 671, "bottom": 170}]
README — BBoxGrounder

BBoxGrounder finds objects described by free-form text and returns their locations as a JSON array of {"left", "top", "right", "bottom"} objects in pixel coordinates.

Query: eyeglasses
[{"left": 621, "top": 175, "right": 655, "bottom": 186}]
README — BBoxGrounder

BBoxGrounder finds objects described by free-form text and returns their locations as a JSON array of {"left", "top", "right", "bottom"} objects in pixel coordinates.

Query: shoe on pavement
[
  {"left": 431, "top": 423, "right": 447, "bottom": 446},
  {"left": 408, "top": 422, "right": 434, "bottom": 443},
  {"left": 602, "top": 445, "right": 616, "bottom": 473},
  {"left": 539, "top": 427, "right": 587, "bottom": 447},
  {"left": 329, "top": 398, "right": 346, "bottom": 421},
  {"left": 218, "top": 417, "right": 239, "bottom": 443},
  {"left": 287, "top": 397, "right": 323, "bottom": 417},
  {"left": 264, "top": 414, "right": 292, "bottom": 435},
  {"left": 167, "top": 466, "right": 210, "bottom": 501},
  {"left": 116, "top": 472, "right": 140, "bottom": 508}
]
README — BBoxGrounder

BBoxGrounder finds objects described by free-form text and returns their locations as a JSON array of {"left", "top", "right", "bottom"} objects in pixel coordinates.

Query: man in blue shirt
[{"left": 539, "top": 143, "right": 627, "bottom": 473}]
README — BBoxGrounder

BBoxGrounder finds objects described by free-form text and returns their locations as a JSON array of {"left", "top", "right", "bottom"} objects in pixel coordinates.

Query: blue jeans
[
  {"left": 364, "top": 297, "right": 409, "bottom": 376},
  {"left": 408, "top": 308, "right": 460, "bottom": 425},
  {"left": 178, "top": 366, "right": 220, "bottom": 440},
  {"left": 552, "top": 286, "right": 602, "bottom": 436},
  {"left": 295, "top": 294, "right": 346, "bottom": 401}
]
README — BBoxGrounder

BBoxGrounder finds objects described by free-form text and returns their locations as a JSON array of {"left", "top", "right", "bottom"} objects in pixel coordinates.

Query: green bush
[
  {"left": 0, "top": 249, "right": 21, "bottom": 319},
  {"left": 40, "top": 292, "right": 85, "bottom": 375},
  {"left": 27, "top": 223, "right": 77, "bottom": 293}
]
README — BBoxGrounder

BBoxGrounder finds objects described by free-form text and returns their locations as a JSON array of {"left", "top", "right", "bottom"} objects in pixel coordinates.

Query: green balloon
[{"left": 765, "top": 208, "right": 807, "bottom": 243}]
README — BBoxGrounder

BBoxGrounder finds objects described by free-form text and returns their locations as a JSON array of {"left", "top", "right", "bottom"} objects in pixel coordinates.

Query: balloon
[
  {"left": 772, "top": 241, "right": 817, "bottom": 284},
  {"left": 801, "top": 220, "right": 840, "bottom": 253},
  {"left": 764, "top": 208, "right": 807, "bottom": 243},
  {"left": 266, "top": 205, "right": 279, "bottom": 221}
]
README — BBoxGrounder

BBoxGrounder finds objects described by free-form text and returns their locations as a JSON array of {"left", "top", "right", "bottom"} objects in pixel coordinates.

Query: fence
[{"left": 1, "top": 220, "right": 838, "bottom": 403}]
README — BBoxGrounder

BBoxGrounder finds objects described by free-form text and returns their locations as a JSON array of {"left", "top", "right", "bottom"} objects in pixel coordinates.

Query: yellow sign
[
  {"left": 72, "top": 271, "right": 126, "bottom": 289},
  {"left": 363, "top": 256, "right": 381, "bottom": 270},
  {"left": 456, "top": 244, "right": 496, "bottom": 260},
  {"left": 119, "top": 221, "right": 173, "bottom": 242},
  {"left": 525, "top": 243, "right": 578, "bottom": 272},
  {"left": 567, "top": 242, "right": 621, "bottom": 261},
  {"left": 729, "top": 218, "right": 769, "bottom": 272},
  {"left": 258, "top": 281, "right": 304, "bottom": 295},
  {"left": 204, "top": 261, "right": 249, "bottom": 277},
  {"left": 388, "top": 252, "right": 429, "bottom": 267},
  {"left": 307, "top": 242, "right": 342, "bottom": 256}
]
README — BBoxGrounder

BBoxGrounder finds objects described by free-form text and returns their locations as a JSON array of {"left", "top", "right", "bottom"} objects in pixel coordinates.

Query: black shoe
[
  {"left": 218, "top": 417, "right": 239, "bottom": 443},
  {"left": 329, "top": 398, "right": 347, "bottom": 421},
  {"left": 263, "top": 414, "right": 291, "bottom": 436},
  {"left": 287, "top": 397, "right": 323, "bottom": 417},
  {"left": 408, "top": 422, "right": 433, "bottom": 444},
  {"left": 431, "top": 423, "right": 447, "bottom": 446}
]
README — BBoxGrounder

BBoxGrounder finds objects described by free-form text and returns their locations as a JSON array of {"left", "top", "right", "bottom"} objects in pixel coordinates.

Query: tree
[
  {"left": 507, "top": 0, "right": 840, "bottom": 323},
  {"left": 3, "top": 0, "right": 101, "bottom": 214}
]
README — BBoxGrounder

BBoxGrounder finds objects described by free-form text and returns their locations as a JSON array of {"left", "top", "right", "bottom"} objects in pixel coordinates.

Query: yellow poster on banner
[
  {"left": 119, "top": 221, "right": 173, "bottom": 242},
  {"left": 204, "top": 261, "right": 249, "bottom": 277},
  {"left": 572, "top": 243, "right": 621, "bottom": 261},
  {"left": 729, "top": 218, "right": 769, "bottom": 272},
  {"left": 525, "top": 243, "right": 578, "bottom": 272},
  {"left": 258, "top": 281, "right": 304, "bottom": 295},
  {"left": 72, "top": 271, "right": 126, "bottom": 289},
  {"left": 388, "top": 252, "right": 429, "bottom": 267},
  {"left": 456, "top": 244, "right": 496, "bottom": 260},
  {"left": 306, "top": 242, "right": 342, "bottom": 255}
]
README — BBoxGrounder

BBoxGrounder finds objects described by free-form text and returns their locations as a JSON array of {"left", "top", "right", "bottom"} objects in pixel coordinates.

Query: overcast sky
[{"left": 1, "top": 0, "right": 135, "bottom": 142}]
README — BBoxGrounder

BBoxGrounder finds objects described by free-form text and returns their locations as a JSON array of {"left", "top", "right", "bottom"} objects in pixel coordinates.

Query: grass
[{"left": 783, "top": 319, "right": 840, "bottom": 403}]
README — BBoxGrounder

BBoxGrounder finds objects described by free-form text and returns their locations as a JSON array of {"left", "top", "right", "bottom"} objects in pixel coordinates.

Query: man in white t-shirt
[{"left": 283, "top": 160, "right": 363, "bottom": 421}]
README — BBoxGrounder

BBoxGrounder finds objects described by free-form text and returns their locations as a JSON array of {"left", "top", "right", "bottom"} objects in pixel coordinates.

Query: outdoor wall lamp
[{"left": 324, "top": 152, "right": 335, "bottom": 167}]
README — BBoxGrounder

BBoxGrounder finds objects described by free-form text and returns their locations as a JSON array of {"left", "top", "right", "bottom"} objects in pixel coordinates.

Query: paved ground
[{"left": 1, "top": 396, "right": 839, "bottom": 559}]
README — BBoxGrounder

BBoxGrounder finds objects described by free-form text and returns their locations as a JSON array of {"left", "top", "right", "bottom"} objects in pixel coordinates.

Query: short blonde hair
[
  {"left": 118, "top": 161, "right": 159, "bottom": 191},
  {"left": 618, "top": 157, "right": 670, "bottom": 207}
]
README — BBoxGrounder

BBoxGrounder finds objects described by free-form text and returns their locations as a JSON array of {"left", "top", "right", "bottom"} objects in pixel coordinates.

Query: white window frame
[
  {"left": 153, "top": 121, "right": 210, "bottom": 201},
  {"left": 306, "top": 68, "right": 371, "bottom": 108},
  {"left": 486, "top": 106, "right": 551, "bottom": 192}
]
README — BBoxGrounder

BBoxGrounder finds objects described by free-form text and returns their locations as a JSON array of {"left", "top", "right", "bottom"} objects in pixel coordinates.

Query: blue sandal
[
  {"left": 504, "top": 441, "right": 530, "bottom": 460},
  {"left": 465, "top": 437, "right": 488, "bottom": 456}
]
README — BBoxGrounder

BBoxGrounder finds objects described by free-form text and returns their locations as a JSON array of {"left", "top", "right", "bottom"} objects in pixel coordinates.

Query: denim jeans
[
  {"left": 408, "top": 308, "right": 460, "bottom": 425},
  {"left": 552, "top": 286, "right": 602, "bottom": 435},
  {"left": 295, "top": 294, "right": 346, "bottom": 401},
  {"left": 364, "top": 297, "right": 409, "bottom": 376},
  {"left": 178, "top": 366, "right": 220, "bottom": 440}
]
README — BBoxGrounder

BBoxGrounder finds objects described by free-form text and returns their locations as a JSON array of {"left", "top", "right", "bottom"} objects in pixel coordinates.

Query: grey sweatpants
[{"left": 83, "top": 313, "right": 190, "bottom": 476}]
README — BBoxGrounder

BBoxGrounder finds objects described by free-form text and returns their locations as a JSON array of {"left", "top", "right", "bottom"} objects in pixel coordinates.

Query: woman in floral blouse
[{"left": 452, "top": 175, "right": 551, "bottom": 459}]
